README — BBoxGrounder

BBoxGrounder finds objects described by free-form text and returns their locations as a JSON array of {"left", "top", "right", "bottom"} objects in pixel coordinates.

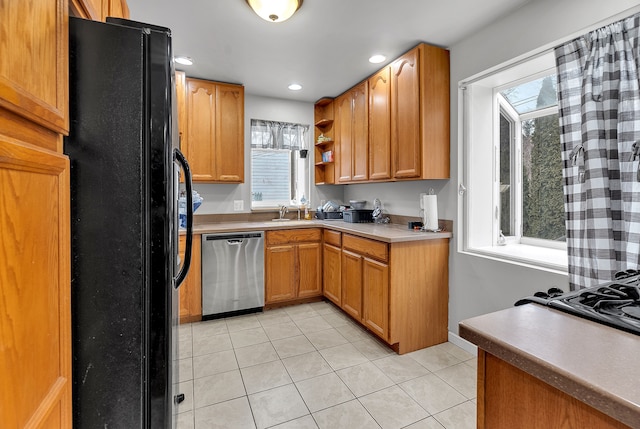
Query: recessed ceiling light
[
  {"left": 369, "top": 54, "right": 386, "bottom": 64},
  {"left": 288, "top": 83, "right": 302, "bottom": 91},
  {"left": 175, "top": 56, "right": 194, "bottom": 66}
]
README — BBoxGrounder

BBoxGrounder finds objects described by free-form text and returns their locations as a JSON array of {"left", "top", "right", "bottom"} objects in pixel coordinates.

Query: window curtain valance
[
  {"left": 250, "top": 119, "right": 310, "bottom": 150},
  {"left": 555, "top": 12, "right": 640, "bottom": 289}
]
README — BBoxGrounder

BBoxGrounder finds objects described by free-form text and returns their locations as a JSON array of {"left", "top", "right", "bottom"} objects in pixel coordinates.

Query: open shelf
[
  {"left": 315, "top": 118, "right": 334, "bottom": 128},
  {"left": 315, "top": 139, "right": 334, "bottom": 146}
]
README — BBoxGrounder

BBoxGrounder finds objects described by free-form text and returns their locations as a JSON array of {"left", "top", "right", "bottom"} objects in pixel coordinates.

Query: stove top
[{"left": 515, "top": 270, "right": 640, "bottom": 335}]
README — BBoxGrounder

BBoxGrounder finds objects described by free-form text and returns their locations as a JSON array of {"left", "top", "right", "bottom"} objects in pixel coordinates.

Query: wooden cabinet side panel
[
  {"left": 0, "top": 138, "right": 71, "bottom": 428},
  {"left": 323, "top": 243, "right": 342, "bottom": 306},
  {"left": 265, "top": 245, "right": 297, "bottom": 303},
  {"left": 391, "top": 47, "right": 421, "bottom": 179},
  {"left": 297, "top": 242, "right": 323, "bottom": 298},
  {"left": 186, "top": 79, "right": 216, "bottom": 182},
  {"left": 420, "top": 44, "right": 450, "bottom": 179},
  {"left": 0, "top": 0, "right": 69, "bottom": 134},
  {"left": 482, "top": 352, "right": 631, "bottom": 429},
  {"left": 341, "top": 250, "right": 363, "bottom": 320},
  {"left": 368, "top": 67, "right": 392, "bottom": 181},
  {"left": 351, "top": 83, "right": 368, "bottom": 181},
  {"left": 179, "top": 234, "right": 202, "bottom": 323},
  {"left": 215, "top": 83, "right": 244, "bottom": 183},
  {"left": 335, "top": 94, "right": 353, "bottom": 183},
  {"left": 362, "top": 258, "right": 389, "bottom": 341},
  {"left": 390, "top": 239, "right": 449, "bottom": 353}
]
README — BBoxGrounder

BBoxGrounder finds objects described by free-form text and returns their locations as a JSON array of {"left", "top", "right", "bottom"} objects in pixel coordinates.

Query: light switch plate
[{"left": 233, "top": 200, "right": 244, "bottom": 211}]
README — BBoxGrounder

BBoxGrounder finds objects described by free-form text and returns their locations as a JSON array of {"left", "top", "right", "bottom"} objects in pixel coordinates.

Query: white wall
[{"left": 194, "top": 94, "right": 344, "bottom": 214}]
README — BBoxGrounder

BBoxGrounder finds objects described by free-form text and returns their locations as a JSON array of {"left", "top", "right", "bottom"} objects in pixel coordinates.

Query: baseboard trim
[{"left": 448, "top": 331, "right": 478, "bottom": 356}]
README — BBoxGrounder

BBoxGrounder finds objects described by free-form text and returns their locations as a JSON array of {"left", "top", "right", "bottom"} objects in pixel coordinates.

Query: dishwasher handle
[{"left": 226, "top": 239, "right": 243, "bottom": 245}]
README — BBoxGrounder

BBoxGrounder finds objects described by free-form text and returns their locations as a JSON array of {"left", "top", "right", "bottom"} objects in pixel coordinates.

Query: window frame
[{"left": 459, "top": 54, "right": 568, "bottom": 273}]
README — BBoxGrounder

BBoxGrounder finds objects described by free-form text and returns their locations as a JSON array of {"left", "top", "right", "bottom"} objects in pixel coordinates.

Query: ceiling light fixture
[
  {"left": 245, "top": 0, "right": 303, "bottom": 23},
  {"left": 369, "top": 54, "right": 386, "bottom": 64},
  {"left": 175, "top": 56, "right": 194, "bottom": 66},
  {"left": 288, "top": 83, "right": 302, "bottom": 91}
]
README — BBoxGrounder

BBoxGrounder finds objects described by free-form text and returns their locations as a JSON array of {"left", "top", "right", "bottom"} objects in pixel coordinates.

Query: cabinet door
[
  {"left": 391, "top": 47, "right": 421, "bottom": 179},
  {"left": 336, "top": 93, "right": 353, "bottom": 183},
  {"left": 351, "top": 82, "right": 368, "bottom": 181},
  {"left": 341, "top": 250, "right": 363, "bottom": 320},
  {"left": 1, "top": 138, "right": 71, "bottom": 428},
  {"left": 323, "top": 243, "right": 342, "bottom": 306},
  {"left": 1, "top": 0, "right": 69, "bottom": 135},
  {"left": 363, "top": 257, "right": 389, "bottom": 340},
  {"left": 215, "top": 83, "right": 244, "bottom": 183},
  {"left": 368, "top": 67, "right": 392, "bottom": 180},
  {"left": 186, "top": 79, "right": 216, "bottom": 182},
  {"left": 265, "top": 245, "right": 297, "bottom": 303},
  {"left": 106, "top": 0, "right": 129, "bottom": 19},
  {"left": 178, "top": 234, "right": 202, "bottom": 324},
  {"left": 297, "top": 242, "right": 322, "bottom": 298}
]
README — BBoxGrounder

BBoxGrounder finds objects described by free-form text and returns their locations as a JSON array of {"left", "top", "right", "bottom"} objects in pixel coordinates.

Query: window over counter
[
  {"left": 459, "top": 52, "right": 567, "bottom": 272},
  {"left": 250, "top": 119, "right": 311, "bottom": 209}
]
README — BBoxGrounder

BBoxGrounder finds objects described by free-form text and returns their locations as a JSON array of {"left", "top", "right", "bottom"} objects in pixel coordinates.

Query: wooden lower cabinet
[
  {"left": 478, "top": 350, "right": 631, "bottom": 429},
  {"left": 362, "top": 258, "right": 389, "bottom": 339},
  {"left": 265, "top": 229, "right": 322, "bottom": 305},
  {"left": 325, "top": 232, "right": 448, "bottom": 354},
  {"left": 178, "top": 234, "right": 202, "bottom": 324},
  {"left": 341, "top": 249, "right": 364, "bottom": 320},
  {"left": 323, "top": 242, "right": 342, "bottom": 305},
  {"left": 1, "top": 137, "right": 71, "bottom": 428}
]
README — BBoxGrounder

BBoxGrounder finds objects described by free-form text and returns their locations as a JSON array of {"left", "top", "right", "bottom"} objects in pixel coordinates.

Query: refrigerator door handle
[{"left": 174, "top": 148, "right": 193, "bottom": 288}]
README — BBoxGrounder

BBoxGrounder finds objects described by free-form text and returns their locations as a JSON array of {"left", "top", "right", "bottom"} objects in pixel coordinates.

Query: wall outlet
[{"left": 233, "top": 200, "right": 244, "bottom": 211}]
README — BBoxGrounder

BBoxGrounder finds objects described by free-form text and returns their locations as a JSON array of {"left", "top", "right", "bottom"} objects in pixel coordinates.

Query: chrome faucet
[{"left": 279, "top": 205, "right": 288, "bottom": 220}]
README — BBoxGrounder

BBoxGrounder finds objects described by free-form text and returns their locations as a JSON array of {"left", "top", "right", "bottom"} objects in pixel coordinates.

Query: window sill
[{"left": 461, "top": 243, "right": 568, "bottom": 275}]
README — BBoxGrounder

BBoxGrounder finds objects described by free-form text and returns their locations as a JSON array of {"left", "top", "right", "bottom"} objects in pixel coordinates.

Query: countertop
[
  {"left": 459, "top": 304, "right": 640, "bottom": 428},
  {"left": 187, "top": 219, "right": 452, "bottom": 243}
]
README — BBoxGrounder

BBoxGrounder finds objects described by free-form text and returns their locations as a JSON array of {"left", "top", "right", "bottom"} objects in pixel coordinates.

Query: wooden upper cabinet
[
  {"left": 335, "top": 93, "right": 353, "bottom": 183},
  {"left": 70, "top": 0, "right": 129, "bottom": 20},
  {"left": 351, "top": 82, "right": 368, "bottom": 182},
  {"left": 184, "top": 78, "right": 244, "bottom": 183},
  {"left": 391, "top": 47, "right": 421, "bottom": 179},
  {"left": 368, "top": 67, "right": 392, "bottom": 181},
  {"left": 215, "top": 83, "right": 244, "bottom": 183},
  {"left": 105, "top": 0, "right": 129, "bottom": 19},
  {"left": 186, "top": 78, "right": 216, "bottom": 182},
  {"left": 0, "top": 0, "right": 69, "bottom": 136},
  {"left": 336, "top": 83, "right": 368, "bottom": 183},
  {"left": 175, "top": 71, "right": 186, "bottom": 151}
]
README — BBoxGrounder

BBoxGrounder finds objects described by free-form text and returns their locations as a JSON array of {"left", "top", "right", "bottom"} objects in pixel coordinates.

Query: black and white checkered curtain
[{"left": 555, "top": 12, "right": 640, "bottom": 290}]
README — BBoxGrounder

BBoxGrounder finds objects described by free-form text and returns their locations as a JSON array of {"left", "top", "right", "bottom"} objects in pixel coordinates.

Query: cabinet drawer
[
  {"left": 342, "top": 234, "right": 388, "bottom": 262},
  {"left": 266, "top": 228, "right": 322, "bottom": 246},
  {"left": 323, "top": 229, "right": 342, "bottom": 247}
]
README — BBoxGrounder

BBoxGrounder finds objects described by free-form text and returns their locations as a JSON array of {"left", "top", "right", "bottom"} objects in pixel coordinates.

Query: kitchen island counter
[
  {"left": 459, "top": 304, "right": 640, "bottom": 428},
  {"left": 189, "top": 219, "right": 452, "bottom": 243}
]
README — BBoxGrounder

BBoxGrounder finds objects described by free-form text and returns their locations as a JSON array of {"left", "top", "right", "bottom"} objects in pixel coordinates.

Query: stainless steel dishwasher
[{"left": 201, "top": 231, "right": 264, "bottom": 318}]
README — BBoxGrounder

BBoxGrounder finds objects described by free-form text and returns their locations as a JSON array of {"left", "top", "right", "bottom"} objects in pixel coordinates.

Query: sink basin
[{"left": 272, "top": 218, "right": 292, "bottom": 222}]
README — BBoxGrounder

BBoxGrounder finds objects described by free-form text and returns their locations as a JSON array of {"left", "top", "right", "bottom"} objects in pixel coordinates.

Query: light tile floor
[{"left": 175, "top": 301, "right": 477, "bottom": 429}]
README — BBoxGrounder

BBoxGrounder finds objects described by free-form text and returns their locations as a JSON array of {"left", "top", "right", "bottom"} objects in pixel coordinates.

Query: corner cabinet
[
  {"left": 183, "top": 78, "right": 244, "bottom": 183},
  {"left": 265, "top": 229, "right": 323, "bottom": 305},
  {"left": 1, "top": 0, "right": 72, "bottom": 426}
]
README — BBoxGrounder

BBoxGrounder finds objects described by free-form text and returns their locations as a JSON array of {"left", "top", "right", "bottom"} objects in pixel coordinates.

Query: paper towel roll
[{"left": 422, "top": 194, "right": 439, "bottom": 231}]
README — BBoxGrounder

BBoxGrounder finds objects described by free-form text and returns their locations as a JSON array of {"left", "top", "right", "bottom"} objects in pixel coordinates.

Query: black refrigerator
[{"left": 65, "top": 17, "right": 194, "bottom": 428}]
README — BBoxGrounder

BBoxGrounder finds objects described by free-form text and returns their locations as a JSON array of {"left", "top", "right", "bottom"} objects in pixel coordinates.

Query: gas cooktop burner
[{"left": 515, "top": 270, "right": 640, "bottom": 335}]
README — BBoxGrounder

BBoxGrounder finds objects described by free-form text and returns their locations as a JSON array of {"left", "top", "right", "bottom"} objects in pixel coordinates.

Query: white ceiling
[{"left": 126, "top": 0, "right": 531, "bottom": 102}]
